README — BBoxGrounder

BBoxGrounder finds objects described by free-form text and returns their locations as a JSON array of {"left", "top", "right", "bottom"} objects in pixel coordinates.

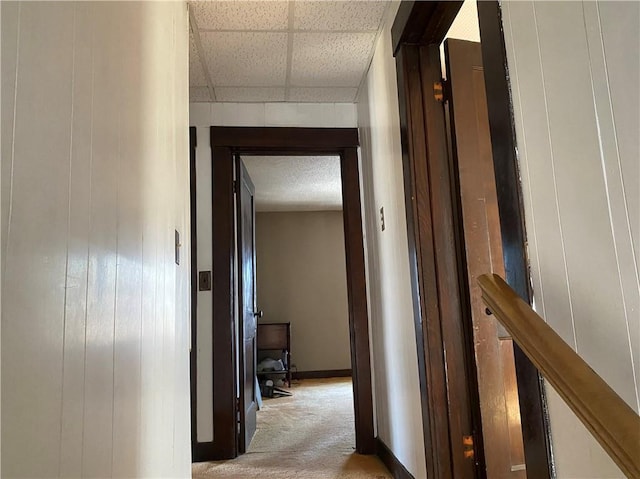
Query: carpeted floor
[{"left": 192, "top": 377, "right": 392, "bottom": 479}]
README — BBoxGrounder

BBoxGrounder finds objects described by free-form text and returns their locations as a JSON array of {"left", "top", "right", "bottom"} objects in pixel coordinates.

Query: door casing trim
[
  {"left": 191, "top": 127, "right": 375, "bottom": 460},
  {"left": 392, "top": 1, "right": 553, "bottom": 477}
]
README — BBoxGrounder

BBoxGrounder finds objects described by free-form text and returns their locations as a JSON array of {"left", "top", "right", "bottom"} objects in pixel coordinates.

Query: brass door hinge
[
  {"left": 434, "top": 80, "right": 450, "bottom": 102},
  {"left": 463, "top": 435, "right": 475, "bottom": 460},
  {"left": 434, "top": 81, "right": 444, "bottom": 102}
]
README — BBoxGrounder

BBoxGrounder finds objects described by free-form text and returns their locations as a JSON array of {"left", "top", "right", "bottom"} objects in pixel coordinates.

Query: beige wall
[
  {"left": 1, "top": 2, "right": 191, "bottom": 477},
  {"left": 501, "top": 1, "right": 639, "bottom": 477},
  {"left": 255, "top": 211, "right": 351, "bottom": 372},
  {"left": 357, "top": 4, "right": 428, "bottom": 478}
]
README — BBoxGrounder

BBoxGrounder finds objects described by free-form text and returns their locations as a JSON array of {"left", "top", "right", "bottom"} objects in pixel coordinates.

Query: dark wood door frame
[
  {"left": 189, "top": 126, "right": 199, "bottom": 458},
  {"left": 392, "top": 1, "right": 553, "bottom": 477},
  {"left": 475, "top": 4, "right": 554, "bottom": 477},
  {"left": 191, "top": 126, "right": 375, "bottom": 461}
]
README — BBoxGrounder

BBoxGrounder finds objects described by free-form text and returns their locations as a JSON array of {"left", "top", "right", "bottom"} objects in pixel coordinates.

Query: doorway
[
  {"left": 240, "top": 153, "right": 358, "bottom": 461},
  {"left": 190, "top": 127, "right": 375, "bottom": 462},
  {"left": 391, "top": 1, "right": 552, "bottom": 478}
]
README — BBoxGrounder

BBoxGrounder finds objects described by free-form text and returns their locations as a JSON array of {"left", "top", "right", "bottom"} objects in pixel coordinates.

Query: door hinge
[
  {"left": 463, "top": 435, "right": 475, "bottom": 460},
  {"left": 233, "top": 180, "right": 238, "bottom": 194},
  {"left": 236, "top": 398, "right": 241, "bottom": 422},
  {"left": 434, "top": 81, "right": 444, "bottom": 102},
  {"left": 434, "top": 79, "right": 450, "bottom": 102}
]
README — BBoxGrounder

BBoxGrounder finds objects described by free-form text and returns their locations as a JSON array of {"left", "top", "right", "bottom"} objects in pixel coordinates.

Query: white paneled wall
[
  {"left": 357, "top": 5, "right": 427, "bottom": 479},
  {"left": 1, "top": 2, "right": 191, "bottom": 477},
  {"left": 501, "top": 1, "right": 639, "bottom": 477}
]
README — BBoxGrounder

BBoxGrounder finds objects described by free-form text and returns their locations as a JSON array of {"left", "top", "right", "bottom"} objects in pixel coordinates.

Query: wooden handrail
[{"left": 478, "top": 274, "right": 640, "bottom": 478}]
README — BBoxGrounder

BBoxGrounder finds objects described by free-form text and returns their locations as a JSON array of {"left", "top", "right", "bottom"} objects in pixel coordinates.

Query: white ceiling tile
[
  {"left": 289, "top": 87, "right": 358, "bottom": 102},
  {"left": 201, "top": 32, "right": 287, "bottom": 86},
  {"left": 242, "top": 155, "right": 343, "bottom": 211},
  {"left": 290, "top": 32, "right": 376, "bottom": 86},
  {"left": 191, "top": 1, "right": 289, "bottom": 31},
  {"left": 294, "top": 1, "right": 387, "bottom": 31},
  {"left": 189, "top": 32, "right": 208, "bottom": 86},
  {"left": 190, "top": 86, "right": 213, "bottom": 102},
  {"left": 215, "top": 87, "right": 285, "bottom": 102}
]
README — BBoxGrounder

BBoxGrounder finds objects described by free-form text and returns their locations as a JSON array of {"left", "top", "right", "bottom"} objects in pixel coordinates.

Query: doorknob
[{"left": 254, "top": 310, "right": 263, "bottom": 318}]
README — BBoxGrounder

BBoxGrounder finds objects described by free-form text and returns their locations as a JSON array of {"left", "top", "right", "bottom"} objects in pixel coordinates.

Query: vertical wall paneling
[
  {"left": 1, "top": 5, "right": 2, "bottom": 470},
  {"left": 501, "top": 1, "right": 574, "bottom": 344},
  {"left": 534, "top": 1, "right": 633, "bottom": 404},
  {"left": 82, "top": 5, "right": 119, "bottom": 473},
  {"left": 3, "top": 3, "right": 75, "bottom": 476},
  {"left": 111, "top": 3, "right": 142, "bottom": 475},
  {"left": 59, "top": 3, "right": 94, "bottom": 476},
  {"left": 501, "top": 1, "right": 639, "bottom": 477},
  {"left": 0, "top": 3, "right": 3, "bottom": 470},
  {"left": 1, "top": 1, "right": 19, "bottom": 265},
  {"left": 596, "top": 3, "right": 640, "bottom": 269},
  {"left": 582, "top": 1, "right": 640, "bottom": 405},
  {"left": 1, "top": 2, "right": 192, "bottom": 477}
]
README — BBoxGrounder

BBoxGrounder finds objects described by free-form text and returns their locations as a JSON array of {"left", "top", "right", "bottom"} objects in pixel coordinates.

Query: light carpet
[{"left": 192, "top": 378, "right": 392, "bottom": 479}]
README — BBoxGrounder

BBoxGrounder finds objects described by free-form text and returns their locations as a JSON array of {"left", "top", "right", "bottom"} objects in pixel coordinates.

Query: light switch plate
[
  {"left": 175, "top": 230, "right": 180, "bottom": 265},
  {"left": 199, "top": 271, "right": 212, "bottom": 291}
]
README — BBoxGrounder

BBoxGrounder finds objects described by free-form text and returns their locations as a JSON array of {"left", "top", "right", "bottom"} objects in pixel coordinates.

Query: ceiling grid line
[
  {"left": 188, "top": 0, "right": 391, "bottom": 103},
  {"left": 189, "top": 5, "right": 216, "bottom": 102},
  {"left": 284, "top": 1, "right": 295, "bottom": 101},
  {"left": 355, "top": 1, "right": 394, "bottom": 103}
]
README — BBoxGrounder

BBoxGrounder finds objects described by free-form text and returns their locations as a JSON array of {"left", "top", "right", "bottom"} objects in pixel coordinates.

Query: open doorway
[
  {"left": 190, "top": 127, "right": 376, "bottom": 463},
  {"left": 220, "top": 153, "right": 378, "bottom": 475},
  {"left": 245, "top": 154, "right": 352, "bottom": 387},
  {"left": 391, "top": 0, "right": 552, "bottom": 477}
]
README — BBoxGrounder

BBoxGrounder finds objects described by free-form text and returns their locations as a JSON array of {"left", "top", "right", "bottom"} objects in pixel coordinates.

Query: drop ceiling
[
  {"left": 200, "top": 1, "right": 480, "bottom": 212},
  {"left": 189, "top": 1, "right": 390, "bottom": 103},
  {"left": 242, "top": 156, "right": 342, "bottom": 211}
]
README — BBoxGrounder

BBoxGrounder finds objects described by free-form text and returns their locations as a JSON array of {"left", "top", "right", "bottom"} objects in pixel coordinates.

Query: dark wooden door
[
  {"left": 445, "top": 39, "right": 526, "bottom": 478},
  {"left": 236, "top": 156, "right": 258, "bottom": 453}
]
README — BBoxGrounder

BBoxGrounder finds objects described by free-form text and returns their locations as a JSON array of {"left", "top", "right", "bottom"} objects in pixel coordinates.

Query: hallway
[
  {"left": 192, "top": 378, "right": 391, "bottom": 479},
  {"left": 4, "top": 1, "right": 638, "bottom": 477}
]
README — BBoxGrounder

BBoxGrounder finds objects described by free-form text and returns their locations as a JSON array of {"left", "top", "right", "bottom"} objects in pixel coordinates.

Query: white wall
[
  {"left": 256, "top": 211, "right": 351, "bottom": 373},
  {"left": 1, "top": 2, "right": 191, "bottom": 477},
  {"left": 190, "top": 102, "right": 357, "bottom": 128},
  {"left": 357, "top": 4, "right": 428, "bottom": 478},
  {"left": 501, "top": 1, "right": 639, "bottom": 477}
]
